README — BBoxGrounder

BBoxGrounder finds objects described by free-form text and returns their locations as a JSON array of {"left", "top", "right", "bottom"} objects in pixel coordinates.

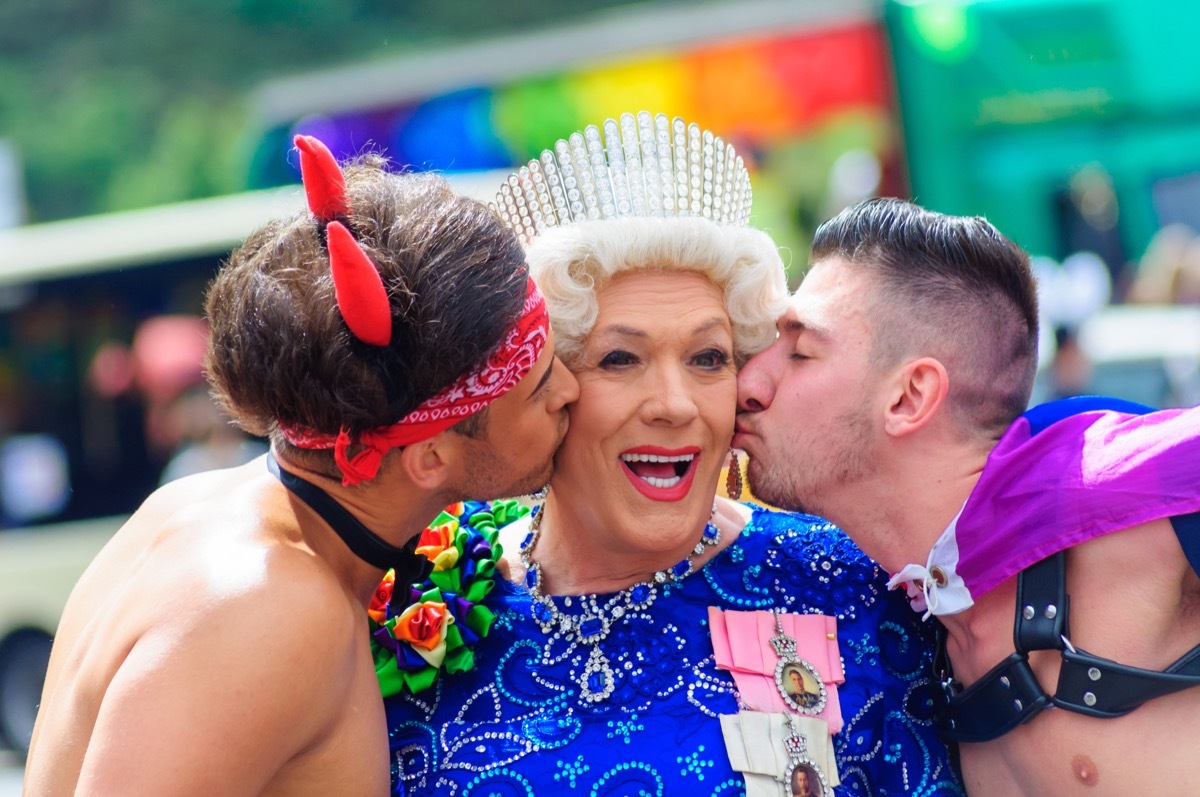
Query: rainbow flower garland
[{"left": 369, "top": 499, "right": 527, "bottom": 696}]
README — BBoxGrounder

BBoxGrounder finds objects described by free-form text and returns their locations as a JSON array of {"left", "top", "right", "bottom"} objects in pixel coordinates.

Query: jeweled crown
[{"left": 493, "top": 111, "right": 753, "bottom": 243}]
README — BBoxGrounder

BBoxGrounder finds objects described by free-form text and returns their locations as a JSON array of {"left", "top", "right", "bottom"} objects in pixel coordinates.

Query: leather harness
[{"left": 936, "top": 512, "right": 1200, "bottom": 743}]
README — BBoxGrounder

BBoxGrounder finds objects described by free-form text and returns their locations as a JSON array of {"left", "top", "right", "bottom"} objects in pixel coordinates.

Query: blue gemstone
[
  {"left": 525, "top": 568, "right": 538, "bottom": 589},
  {"left": 630, "top": 584, "right": 651, "bottom": 603},
  {"left": 580, "top": 617, "right": 603, "bottom": 638},
  {"left": 672, "top": 561, "right": 691, "bottom": 578},
  {"left": 532, "top": 602, "right": 553, "bottom": 623},
  {"left": 521, "top": 532, "right": 533, "bottom": 549},
  {"left": 703, "top": 524, "right": 718, "bottom": 541},
  {"left": 588, "top": 671, "right": 608, "bottom": 691}
]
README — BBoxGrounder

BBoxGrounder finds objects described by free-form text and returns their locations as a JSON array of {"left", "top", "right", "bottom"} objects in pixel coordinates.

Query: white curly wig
[{"left": 525, "top": 216, "right": 788, "bottom": 369}]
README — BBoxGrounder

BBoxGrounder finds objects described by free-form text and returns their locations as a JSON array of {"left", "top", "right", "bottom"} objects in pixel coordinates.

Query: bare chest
[
  {"left": 950, "top": 526, "right": 1200, "bottom": 795},
  {"left": 959, "top": 695, "right": 1200, "bottom": 796}
]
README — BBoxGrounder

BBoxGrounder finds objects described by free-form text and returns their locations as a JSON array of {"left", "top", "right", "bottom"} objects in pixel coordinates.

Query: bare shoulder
[
  {"left": 1066, "top": 515, "right": 1200, "bottom": 666},
  {"left": 1070, "top": 514, "right": 1192, "bottom": 587},
  {"left": 65, "top": 566, "right": 366, "bottom": 796},
  {"left": 91, "top": 458, "right": 363, "bottom": 707},
  {"left": 130, "top": 513, "right": 362, "bottom": 707},
  {"left": 95, "top": 460, "right": 350, "bottom": 619},
  {"left": 187, "top": 551, "right": 360, "bottom": 691},
  {"left": 176, "top": 487, "right": 362, "bottom": 657},
  {"left": 34, "top": 463, "right": 374, "bottom": 796}
]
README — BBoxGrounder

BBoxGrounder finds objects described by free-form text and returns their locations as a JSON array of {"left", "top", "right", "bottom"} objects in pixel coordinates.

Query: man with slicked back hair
[{"left": 736, "top": 197, "right": 1200, "bottom": 796}]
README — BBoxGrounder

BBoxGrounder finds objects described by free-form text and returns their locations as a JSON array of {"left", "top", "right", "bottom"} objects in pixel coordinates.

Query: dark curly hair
[{"left": 204, "top": 154, "right": 527, "bottom": 477}]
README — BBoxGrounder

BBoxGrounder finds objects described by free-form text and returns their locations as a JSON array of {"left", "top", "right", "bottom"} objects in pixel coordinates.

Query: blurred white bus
[
  {"left": 1076, "top": 305, "right": 1200, "bottom": 408},
  {"left": 1031, "top": 305, "right": 1200, "bottom": 409}
]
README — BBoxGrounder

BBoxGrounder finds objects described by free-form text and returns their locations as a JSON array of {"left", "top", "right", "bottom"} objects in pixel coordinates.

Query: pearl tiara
[{"left": 493, "top": 111, "right": 753, "bottom": 243}]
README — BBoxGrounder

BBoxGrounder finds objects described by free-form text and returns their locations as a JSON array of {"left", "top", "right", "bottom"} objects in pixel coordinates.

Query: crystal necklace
[{"left": 519, "top": 500, "right": 720, "bottom": 702}]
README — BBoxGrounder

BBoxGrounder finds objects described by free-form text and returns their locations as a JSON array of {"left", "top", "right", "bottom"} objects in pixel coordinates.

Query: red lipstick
[{"left": 619, "top": 445, "right": 702, "bottom": 502}]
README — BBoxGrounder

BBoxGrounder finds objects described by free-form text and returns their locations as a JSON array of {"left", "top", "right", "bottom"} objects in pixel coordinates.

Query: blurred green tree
[{"left": 0, "top": 0, "right": 645, "bottom": 222}]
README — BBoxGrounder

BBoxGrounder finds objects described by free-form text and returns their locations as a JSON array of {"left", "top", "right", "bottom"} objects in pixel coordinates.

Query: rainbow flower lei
[{"left": 368, "top": 498, "right": 527, "bottom": 696}]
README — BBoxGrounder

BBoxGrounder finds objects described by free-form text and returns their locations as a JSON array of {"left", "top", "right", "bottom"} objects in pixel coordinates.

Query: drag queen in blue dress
[{"left": 377, "top": 113, "right": 962, "bottom": 797}]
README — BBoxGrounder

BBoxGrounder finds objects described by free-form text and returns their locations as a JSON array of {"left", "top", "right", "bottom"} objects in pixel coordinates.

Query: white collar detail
[{"left": 885, "top": 506, "right": 974, "bottom": 619}]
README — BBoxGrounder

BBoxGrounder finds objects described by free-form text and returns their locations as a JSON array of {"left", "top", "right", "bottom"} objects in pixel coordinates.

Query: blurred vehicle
[
  {"left": 0, "top": 189, "right": 287, "bottom": 754},
  {"left": 244, "top": 0, "right": 1200, "bottom": 289},
  {"left": 887, "top": 0, "right": 1200, "bottom": 285},
  {"left": 1076, "top": 305, "right": 1200, "bottom": 408},
  {"left": 0, "top": 170, "right": 503, "bottom": 755},
  {"left": 1032, "top": 305, "right": 1200, "bottom": 409},
  {"left": 246, "top": 0, "right": 898, "bottom": 283},
  {"left": 0, "top": 519, "right": 111, "bottom": 753}
]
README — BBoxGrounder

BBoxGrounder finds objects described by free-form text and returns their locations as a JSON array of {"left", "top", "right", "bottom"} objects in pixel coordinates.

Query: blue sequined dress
[{"left": 384, "top": 505, "right": 963, "bottom": 796}]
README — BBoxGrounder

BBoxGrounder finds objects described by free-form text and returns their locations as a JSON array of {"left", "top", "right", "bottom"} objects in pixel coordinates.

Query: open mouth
[
  {"left": 619, "top": 447, "right": 701, "bottom": 500},
  {"left": 620, "top": 451, "right": 696, "bottom": 487}
]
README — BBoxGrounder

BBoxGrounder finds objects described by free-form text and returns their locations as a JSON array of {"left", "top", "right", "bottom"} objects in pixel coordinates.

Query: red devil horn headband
[{"left": 294, "top": 134, "right": 392, "bottom": 347}]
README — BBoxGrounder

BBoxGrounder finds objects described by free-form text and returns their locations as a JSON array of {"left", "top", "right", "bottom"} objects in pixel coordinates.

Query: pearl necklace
[{"left": 519, "top": 501, "right": 720, "bottom": 702}]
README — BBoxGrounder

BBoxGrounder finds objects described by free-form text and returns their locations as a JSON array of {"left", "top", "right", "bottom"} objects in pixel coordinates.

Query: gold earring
[{"left": 726, "top": 449, "right": 743, "bottom": 500}]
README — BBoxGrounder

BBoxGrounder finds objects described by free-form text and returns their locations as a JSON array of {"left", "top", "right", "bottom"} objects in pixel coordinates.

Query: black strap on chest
[
  {"left": 936, "top": 512, "right": 1200, "bottom": 743},
  {"left": 266, "top": 451, "right": 433, "bottom": 585}
]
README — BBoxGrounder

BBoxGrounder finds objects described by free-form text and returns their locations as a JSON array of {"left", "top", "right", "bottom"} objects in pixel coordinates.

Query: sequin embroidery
[{"left": 384, "top": 506, "right": 965, "bottom": 796}]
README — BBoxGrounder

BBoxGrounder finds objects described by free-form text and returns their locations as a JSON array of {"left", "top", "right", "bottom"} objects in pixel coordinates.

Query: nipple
[{"left": 1071, "top": 754, "right": 1099, "bottom": 787}]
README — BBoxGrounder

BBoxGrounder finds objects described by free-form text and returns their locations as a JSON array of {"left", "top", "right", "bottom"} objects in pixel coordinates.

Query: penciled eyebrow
[
  {"left": 526, "top": 358, "right": 555, "bottom": 401},
  {"left": 690, "top": 317, "right": 728, "bottom": 336},
  {"left": 593, "top": 323, "right": 647, "bottom": 340},
  {"left": 594, "top": 317, "right": 729, "bottom": 340}
]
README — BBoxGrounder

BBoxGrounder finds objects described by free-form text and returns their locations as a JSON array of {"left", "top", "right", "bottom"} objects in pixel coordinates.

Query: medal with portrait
[
  {"left": 769, "top": 613, "right": 827, "bottom": 716},
  {"left": 782, "top": 715, "right": 832, "bottom": 797},
  {"left": 785, "top": 759, "right": 831, "bottom": 797}
]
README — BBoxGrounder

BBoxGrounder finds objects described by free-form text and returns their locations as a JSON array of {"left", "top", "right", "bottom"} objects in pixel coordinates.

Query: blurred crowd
[
  {"left": 0, "top": 313, "right": 265, "bottom": 528},
  {"left": 1034, "top": 221, "right": 1200, "bottom": 409},
  {"left": 86, "top": 314, "right": 266, "bottom": 488}
]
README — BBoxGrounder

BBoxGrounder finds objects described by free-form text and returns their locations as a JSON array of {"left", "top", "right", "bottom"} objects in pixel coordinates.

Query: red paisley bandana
[{"left": 281, "top": 279, "right": 549, "bottom": 486}]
